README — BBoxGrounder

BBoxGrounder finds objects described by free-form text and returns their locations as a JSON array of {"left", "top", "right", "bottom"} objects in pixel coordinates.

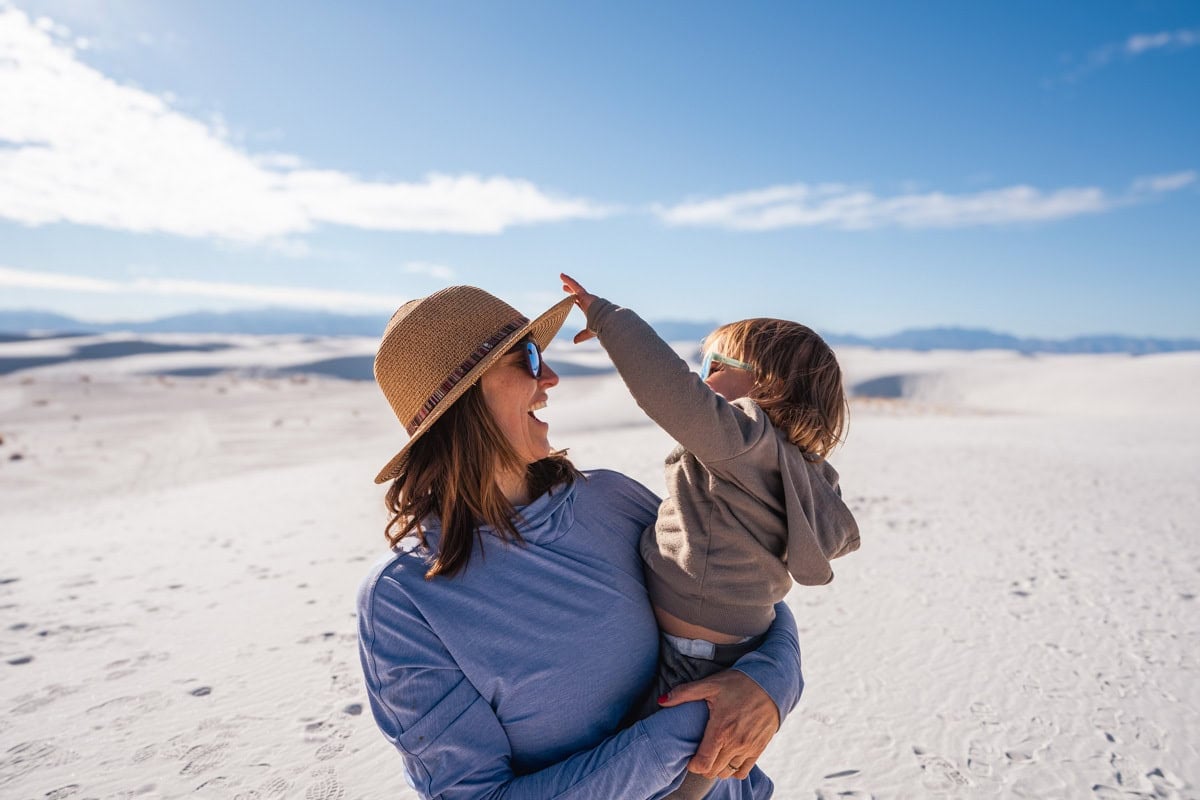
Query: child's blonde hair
[{"left": 703, "top": 318, "right": 848, "bottom": 457}]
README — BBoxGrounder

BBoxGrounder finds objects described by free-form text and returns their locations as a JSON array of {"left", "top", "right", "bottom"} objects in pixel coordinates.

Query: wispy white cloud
[
  {"left": 1125, "top": 28, "right": 1200, "bottom": 55},
  {"left": 0, "top": 264, "right": 119, "bottom": 293},
  {"left": 1059, "top": 27, "right": 1200, "bottom": 83},
  {"left": 0, "top": 265, "right": 407, "bottom": 312},
  {"left": 0, "top": 8, "right": 609, "bottom": 243},
  {"left": 654, "top": 172, "right": 1193, "bottom": 232},
  {"left": 1131, "top": 170, "right": 1197, "bottom": 194},
  {"left": 403, "top": 261, "right": 457, "bottom": 281}
]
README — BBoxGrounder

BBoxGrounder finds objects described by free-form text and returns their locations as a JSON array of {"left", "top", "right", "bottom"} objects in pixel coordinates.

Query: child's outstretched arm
[{"left": 560, "top": 273, "right": 767, "bottom": 465}]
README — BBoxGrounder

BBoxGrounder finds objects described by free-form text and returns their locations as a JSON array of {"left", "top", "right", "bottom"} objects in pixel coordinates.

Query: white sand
[{"left": 1, "top": 340, "right": 1197, "bottom": 798}]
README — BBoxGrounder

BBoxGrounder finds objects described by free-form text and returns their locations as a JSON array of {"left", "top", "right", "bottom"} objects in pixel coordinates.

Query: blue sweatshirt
[{"left": 358, "top": 470, "right": 803, "bottom": 799}]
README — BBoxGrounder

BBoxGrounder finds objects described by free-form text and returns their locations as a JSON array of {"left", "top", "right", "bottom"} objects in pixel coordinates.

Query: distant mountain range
[
  {"left": 1, "top": 308, "right": 1197, "bottom": 355},
  {"left": 0, "top": 308, "right": 389, "bottom": 337}
]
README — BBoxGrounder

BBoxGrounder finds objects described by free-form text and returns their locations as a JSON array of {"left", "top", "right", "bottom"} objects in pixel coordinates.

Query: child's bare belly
[{"left": 653, "top": 607, "right": 749, "bottom": 644}]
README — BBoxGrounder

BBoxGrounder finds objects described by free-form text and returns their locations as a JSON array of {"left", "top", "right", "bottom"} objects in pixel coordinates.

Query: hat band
[{"left": 407, "top": 317, "right": 529, "bottom": 432}]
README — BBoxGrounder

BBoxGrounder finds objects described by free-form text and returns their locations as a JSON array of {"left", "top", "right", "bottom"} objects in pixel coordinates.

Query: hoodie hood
[{"left": 781, "top": 451, "right": 860, "bottom": 586}]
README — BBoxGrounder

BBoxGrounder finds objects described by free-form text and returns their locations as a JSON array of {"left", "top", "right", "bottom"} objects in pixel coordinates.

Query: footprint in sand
[
  {"left": 12, "top": 683, "right": 82, "bottom": 715},
  {"left": 315, "top": 740, "right": 345, "bottom": 760},
  {"left": 1146, "top": 767, "right": 1186, "bottom": 797},
  {"left": 969, "top": 701, "right": 999, "bottom": 727},
  {"left": 234, "top": 775, "right": 293, "bottom": 800},
  {"left": 912, "top": 746, "right": 970, "bottom": 791},
  {"left": 179, "top": 742, "right": 230, "bottom": 776},
  {"left": 87, "top": 691, "right": 172, "bottom": 730},
  {"left": 195, "top": 776, "right": 237, "bottom": 792},
  {"left": 302, "top": 718, "right": 353, "bottom": 745},
  {"left": 131, "top": 744, "right": 157, "bottom": 764},
  {"left": 1129, "top": 717, "right": 1166, "bottom": 750},
  {"left": 305, "top": 766, "right": 346, "bottom": 800},
  {"left": 0, "top": 740, "right": 82, "bottom": 784},
  {"left": 1106, "top": 752, "right": 1155, "bottom": 794},
  {"left": 257, "top": 776, "right": 291, "bottom": 797},
  {"left": 966, "top": 739, "right": 995, "bottom": 778},
  {"left": 1008, "top": 769, "right": 1068, "bottom": 798},
  {"left": 87, "top": 691, "right": 169, "bottom": 714},
  {"left": 160, "top": 734, "right": 193, "bottom": 760},
  {"left": 105, "top": 651, "right": 168, "bottom": 681},
  {"left": 1091, "top": 706, "right": 1122, "bottom": 744},
  {"left": 328, "top": 668, "right": 359, "bottom": 698},
  {"left": 1004, "top": 737, "right": 1050, "bottom": 764},
  {"left": 805, "top": 710, "right": 837, "bottom": 726}
]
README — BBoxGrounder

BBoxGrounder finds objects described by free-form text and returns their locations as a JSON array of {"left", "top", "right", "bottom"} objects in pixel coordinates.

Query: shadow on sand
[
  {"left": 850, "top": 374, "right": 912, "bottom": 399},
  {"left": 0, "top": 341, "right": 233, "bottom": 377}
]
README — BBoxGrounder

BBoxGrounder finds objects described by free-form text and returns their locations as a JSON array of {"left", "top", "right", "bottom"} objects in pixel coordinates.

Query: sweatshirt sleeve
[
  {"left": 359, "top": 572, "right": 712, "bottom": 800},
  {"left": 585, "top": 298, "right": 768, "bottom": 465},
  {"left": 729, "top": 602, "right": 804, "bottom": 721}
]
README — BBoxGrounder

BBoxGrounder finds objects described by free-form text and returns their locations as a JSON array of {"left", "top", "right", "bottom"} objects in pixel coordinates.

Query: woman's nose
[{"left": 539, "top": 363, "right": 559, "bottom": 388}]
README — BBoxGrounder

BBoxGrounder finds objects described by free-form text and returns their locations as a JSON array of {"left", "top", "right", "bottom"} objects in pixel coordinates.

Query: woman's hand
[
  {"left": 560, "top": 273, "right": 599, "bottom": 343},
  {"left": 658, "top": 669, "right": 780, "bottom": 781}
]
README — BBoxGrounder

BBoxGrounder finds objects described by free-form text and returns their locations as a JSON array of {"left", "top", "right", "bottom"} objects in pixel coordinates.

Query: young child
[{"left": 561, "top": 273, "right": 859, "bottom": 797}]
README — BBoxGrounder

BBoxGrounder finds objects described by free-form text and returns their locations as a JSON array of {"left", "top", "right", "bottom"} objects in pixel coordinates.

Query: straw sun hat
[{"left": 373, "top": 286, "right": 575, "bottom": 484}]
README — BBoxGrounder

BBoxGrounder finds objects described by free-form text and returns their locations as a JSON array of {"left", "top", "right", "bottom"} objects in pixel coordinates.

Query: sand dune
[{"left": 0, "top": 339, "right": 1197, "bottom": 798}]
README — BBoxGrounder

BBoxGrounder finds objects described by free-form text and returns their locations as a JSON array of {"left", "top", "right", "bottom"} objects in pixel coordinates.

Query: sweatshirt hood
[{"left": 782, "top": 451, "right": 860, "bottom": 585}]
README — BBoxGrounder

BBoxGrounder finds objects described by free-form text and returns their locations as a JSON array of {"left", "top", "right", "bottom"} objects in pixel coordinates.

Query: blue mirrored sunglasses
[
  {"left": 519, "top": 339, "right": 543, "bottom": 378},
  {"left": 700, "top": 350, "right": 752, "bottom": 380}
]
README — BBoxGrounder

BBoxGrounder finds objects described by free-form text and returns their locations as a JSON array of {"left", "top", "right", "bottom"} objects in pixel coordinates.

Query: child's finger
[
  {"left": 560, "top": 272, "right": 587, "bottom": 295},
  {"left": 572, "top": 329, "right": 596, "bottom": 344}
]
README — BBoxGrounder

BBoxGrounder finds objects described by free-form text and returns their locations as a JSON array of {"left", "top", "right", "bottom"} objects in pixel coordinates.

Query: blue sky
[{"left": 1, "top": 0, "right": 1197, "bottom": 337}]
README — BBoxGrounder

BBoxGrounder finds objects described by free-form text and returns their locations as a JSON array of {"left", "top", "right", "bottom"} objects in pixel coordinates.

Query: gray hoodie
[{"left": 586, "top": 298, "right": 860, "bottom": 637}]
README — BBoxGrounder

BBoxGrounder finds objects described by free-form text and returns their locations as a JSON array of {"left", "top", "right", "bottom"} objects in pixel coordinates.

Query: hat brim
[{"left": 374, "top": 295, "right": 577, "bottom": 484}]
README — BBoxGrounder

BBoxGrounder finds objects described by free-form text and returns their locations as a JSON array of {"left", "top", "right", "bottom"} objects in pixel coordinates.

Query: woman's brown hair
[
  {"left": 383, "top": 382, "right": 580, "bottom": 579},
  {"left": 704, "top": 318, "right": 848, "bottom": 458}
]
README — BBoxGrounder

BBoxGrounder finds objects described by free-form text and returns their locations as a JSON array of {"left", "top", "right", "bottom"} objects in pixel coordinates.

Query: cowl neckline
[{"left": 418, "top": 479, "right": 578, "bottom": 549}]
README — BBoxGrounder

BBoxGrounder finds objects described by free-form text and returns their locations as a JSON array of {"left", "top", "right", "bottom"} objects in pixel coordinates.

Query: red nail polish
[{"left": 657, "top": 693, "right": 669, "bottom": 704}]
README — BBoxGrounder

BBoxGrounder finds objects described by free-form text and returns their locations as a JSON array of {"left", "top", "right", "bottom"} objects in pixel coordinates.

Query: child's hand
[
  {"left": 560, "top": 273, "right": 598, "bottom": 344},
  {"left": 560, "top": 273, "right": 596, "bottom": 312}
]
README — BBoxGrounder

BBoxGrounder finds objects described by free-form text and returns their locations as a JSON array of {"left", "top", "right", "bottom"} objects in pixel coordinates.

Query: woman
[{"left": 357, "top": 286, "right": 802, "bottom": 799}]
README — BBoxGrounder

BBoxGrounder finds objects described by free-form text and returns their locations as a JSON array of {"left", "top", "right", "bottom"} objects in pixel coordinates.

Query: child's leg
[{"left": 654, "top": 633, "right": 768, "bottom": 800}]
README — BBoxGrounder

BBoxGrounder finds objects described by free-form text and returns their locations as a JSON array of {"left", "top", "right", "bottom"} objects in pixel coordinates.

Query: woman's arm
[
  {"left": 730, "top": 602, "right": 804, "bottom": 720},
  {"left": 360, "top": 571, "right": 717, "bottom": 800},
  {"left": 660, "top": 602, "right": 803, "bottom": 780}
]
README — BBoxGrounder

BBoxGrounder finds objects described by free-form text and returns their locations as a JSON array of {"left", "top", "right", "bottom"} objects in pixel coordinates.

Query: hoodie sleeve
[
  {"left": 359, "top": 571, "right": 714, "bottom": 800},
  {"left": 585, "top": 297, "right": 770, "bottom": 465}
]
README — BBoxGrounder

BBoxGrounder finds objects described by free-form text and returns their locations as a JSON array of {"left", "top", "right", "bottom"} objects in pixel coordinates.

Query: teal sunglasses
[{"left": 700, "top": 351, "right": 752, "bottom": 380}]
